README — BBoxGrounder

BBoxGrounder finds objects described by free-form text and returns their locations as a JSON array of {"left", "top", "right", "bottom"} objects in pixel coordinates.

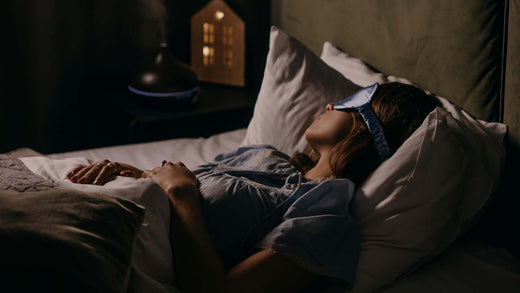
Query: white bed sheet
[{"left": 48, "top": 128, "right": 247, "bottom": 170}]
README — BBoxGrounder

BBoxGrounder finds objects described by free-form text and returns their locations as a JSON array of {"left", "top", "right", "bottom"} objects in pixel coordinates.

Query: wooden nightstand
[{"left": 115, "top": 83, "right": 256, "bottom": 143}]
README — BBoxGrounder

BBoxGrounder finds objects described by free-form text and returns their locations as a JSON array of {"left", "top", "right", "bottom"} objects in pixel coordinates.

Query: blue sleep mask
[{"left": 334, "top": 83, "right": 391, "bottom": 161}]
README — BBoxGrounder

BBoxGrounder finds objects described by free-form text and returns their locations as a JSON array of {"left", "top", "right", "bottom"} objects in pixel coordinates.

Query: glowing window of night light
[{"left": 191, "top": 0, "right": 245, "bottom": 86}]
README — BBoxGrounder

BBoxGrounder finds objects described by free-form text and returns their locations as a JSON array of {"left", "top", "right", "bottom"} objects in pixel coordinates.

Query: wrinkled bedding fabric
[
  {"left": 0, "top": 154, "right": 54, "bottom": 192},
  {"left": 0, "top": 154, "right": 178, "bottom": 293},
  {"left": 0, "top": 154, "right": 146, "bottom": 292}
]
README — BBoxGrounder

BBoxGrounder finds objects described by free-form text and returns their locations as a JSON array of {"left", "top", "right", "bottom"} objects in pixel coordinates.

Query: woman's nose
[{"left": 326, "top": 103, "right": 335, "bottom": 112}]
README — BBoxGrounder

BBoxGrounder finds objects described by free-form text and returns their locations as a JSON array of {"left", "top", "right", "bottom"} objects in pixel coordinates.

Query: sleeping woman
[{"left": 67, "top": 82, "right": 440, "bottom": 293}]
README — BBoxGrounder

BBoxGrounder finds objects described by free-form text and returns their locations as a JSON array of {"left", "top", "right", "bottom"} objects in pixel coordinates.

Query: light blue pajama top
[{"left": 193, "top": 145, "right": 360, "bottom": 284}]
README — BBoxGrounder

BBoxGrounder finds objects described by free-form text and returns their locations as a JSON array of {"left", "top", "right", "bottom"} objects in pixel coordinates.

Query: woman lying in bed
[{"left": 67, "top": 82, "right": 440, "bottom": 293}]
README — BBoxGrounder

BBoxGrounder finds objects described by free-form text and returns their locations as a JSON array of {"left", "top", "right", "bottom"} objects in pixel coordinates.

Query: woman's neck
[{"left": 304, "top": 152, "right": 334, "bottom": 181}]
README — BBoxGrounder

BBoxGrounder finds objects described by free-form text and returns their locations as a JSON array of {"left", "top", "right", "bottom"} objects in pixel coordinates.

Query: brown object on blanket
[{"left": 0, "top": 155, "right": 146, "bottom": 293}]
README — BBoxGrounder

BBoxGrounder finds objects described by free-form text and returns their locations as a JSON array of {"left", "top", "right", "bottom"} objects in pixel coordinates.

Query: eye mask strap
[
  {"left": 356, "top": 103, "right": 391, "bottom": 161},
  {"left": 334, "top": 83, "right": 391, "bottom": 161}
]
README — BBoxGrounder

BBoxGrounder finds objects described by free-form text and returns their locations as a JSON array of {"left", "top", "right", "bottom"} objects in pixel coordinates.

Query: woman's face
[{"left": 304, "top": 103, "right": 357, "bottom": 153}]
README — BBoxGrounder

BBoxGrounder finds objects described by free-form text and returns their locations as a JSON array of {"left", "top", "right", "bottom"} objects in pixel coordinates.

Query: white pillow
[
  {"left": 320, "top": 42, "right": 507, "bottom": 292},
  {"left": 321, "top": 41, "right": 506, "bottom": 226},
  {"left": 352, "top": 108, "right": 468, "bottom": 293},
  {"left": 320, "top": 41, "right": 387, "bottom": 87},
  {"left": 240, "top": 27, "right": 360, "bottom": 155},
  {"left": 320, "top": 40, "right": 436, "bottom": 89}
]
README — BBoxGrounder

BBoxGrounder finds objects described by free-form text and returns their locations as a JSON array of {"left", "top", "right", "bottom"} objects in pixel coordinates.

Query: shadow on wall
[{"left": 2, "top": 0, "right": 165, "bottom": 154}]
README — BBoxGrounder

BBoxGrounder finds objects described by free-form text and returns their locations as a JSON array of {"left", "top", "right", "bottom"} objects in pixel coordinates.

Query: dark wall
[
  {"left": 1, "top": 0, "right": 270, "bottom": 154},
  {"left": 2, "top": 1, "right": 140, "bottom": 154}
]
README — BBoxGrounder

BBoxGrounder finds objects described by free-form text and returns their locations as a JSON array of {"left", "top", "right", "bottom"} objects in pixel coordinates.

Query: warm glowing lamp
[{"left": 191, "top": 0, "right": 245, "bottom": 87}]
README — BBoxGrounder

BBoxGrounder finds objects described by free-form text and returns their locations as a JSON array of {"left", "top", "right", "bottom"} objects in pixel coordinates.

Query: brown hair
[{"left": 291, "top": 82, "right": 441, "bottom": 185}]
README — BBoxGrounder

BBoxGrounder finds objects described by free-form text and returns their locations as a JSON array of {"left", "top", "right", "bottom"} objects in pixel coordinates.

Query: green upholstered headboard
[
  {"left": 274, "top": 0, "right": 519, "bottom": 255},
  {"left": 504, "top": 0, "right": 520, "bottom": 152},
  {"left": 275, "top": 0, "right": 518, "bottom": 141}
]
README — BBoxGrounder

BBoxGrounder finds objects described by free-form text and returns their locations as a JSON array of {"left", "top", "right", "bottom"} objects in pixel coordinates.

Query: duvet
[{"left": 0, "top": 154, "right": 179, "bottom": 293}]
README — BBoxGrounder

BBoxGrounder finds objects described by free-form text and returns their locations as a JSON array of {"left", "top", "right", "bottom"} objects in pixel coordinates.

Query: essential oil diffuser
[{"left": 128, "top": 42, "right": 199, "bottom": 104}]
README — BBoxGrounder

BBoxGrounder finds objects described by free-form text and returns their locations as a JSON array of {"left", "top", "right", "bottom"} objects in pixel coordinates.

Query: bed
[{"left": 2, "top": 0, "right": 520, "bottom": 292}]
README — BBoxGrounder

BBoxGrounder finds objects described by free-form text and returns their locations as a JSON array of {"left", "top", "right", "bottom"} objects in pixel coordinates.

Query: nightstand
[{"left": 115, "top": 83, "right": 256, "bottom": 143}]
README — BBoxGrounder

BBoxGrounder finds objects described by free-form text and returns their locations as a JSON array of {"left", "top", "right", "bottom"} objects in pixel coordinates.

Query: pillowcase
[
  {"left": 0, "top": 188, "right": 145, "bottom": 293},
  {"left": 240, "top": 26, "right": 360, "bottom": 155},
  {"left": 320, "top": 41, "right": 387, "bottom": 87},
  {"left": 351, "top": 108, "right": 468, "bottom": 292},
  {"left": 320, "top": 41, "right": 417, "bottom": 88},
  {"left": 321, "top": 41, "right": 506, "bottom": 227},
  {"left": 320, "top": 42, "right": 506, "bottom": 292}
]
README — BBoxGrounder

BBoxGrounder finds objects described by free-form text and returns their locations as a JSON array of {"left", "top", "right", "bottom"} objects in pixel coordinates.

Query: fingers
[
  {"left": 141, "top": 170, "right": 152, "bottom": 178},
  {"left": 78, "top": 162, "right": 106, "bottom": 184},
  {"left": 163, "top": 161, "right": 185, "bottom": 168},
  {"left": 93, "top": 162, "right": 119, "bottom": 185},
  {"left": 67, "top": 165, "right": 85, "bottom": 180},
  {"left": 159, "top": 161, "right": 196, "bottom": 181},
  {"left": 68, "top": 159, "right": 114, "bottom": 185},
  {"left": 68, "top": 159, "right": 175, "bottom": 185},
  {"left": 69, "top": 165, "right": 94, "bottom": 183},
  {"left": 120, "top": 170, "right": 137, "bottom": 177},
  {"left": 141, "top": 161, "right": 188, "bottom": 178}
]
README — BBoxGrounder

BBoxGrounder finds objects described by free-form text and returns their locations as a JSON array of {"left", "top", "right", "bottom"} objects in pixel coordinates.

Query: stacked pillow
[
  {"left": 321, "top": 40, "right": 507, "bottom": 292},
  {"left": 242, "top": 26, "right": 506, "bottom": 293},
  {"left": 321, "top": 40, "right": 507, "bottom": 230},
  {"left": 240, "top": 27, "right": 361, "bottom": 155}
]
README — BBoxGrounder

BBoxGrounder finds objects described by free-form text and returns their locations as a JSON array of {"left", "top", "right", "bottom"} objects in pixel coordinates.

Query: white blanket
[
  {"left": 21, "top": 155, "right": 179, "bottom": 293},
  {"left": 19, "top": 129, "right": 247, "bottom": 293}
]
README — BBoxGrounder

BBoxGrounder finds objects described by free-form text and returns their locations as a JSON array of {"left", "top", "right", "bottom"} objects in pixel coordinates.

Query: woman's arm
[{"left": 144, "top": 162, "right": 318, "bottom": 293}]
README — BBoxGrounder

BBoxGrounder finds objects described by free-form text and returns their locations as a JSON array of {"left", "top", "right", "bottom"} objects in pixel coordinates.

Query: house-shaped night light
[{"left": 191, "top": 0, "right": 245, "bottom": 87}]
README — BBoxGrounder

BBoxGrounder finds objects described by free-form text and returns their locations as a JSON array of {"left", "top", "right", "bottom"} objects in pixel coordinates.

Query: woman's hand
[
  {"left": 67, "top": 159, "right": 143, "bottom": 185},
  {"left": 142, "top": 161, "right": 199, "bottom": 210}
]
